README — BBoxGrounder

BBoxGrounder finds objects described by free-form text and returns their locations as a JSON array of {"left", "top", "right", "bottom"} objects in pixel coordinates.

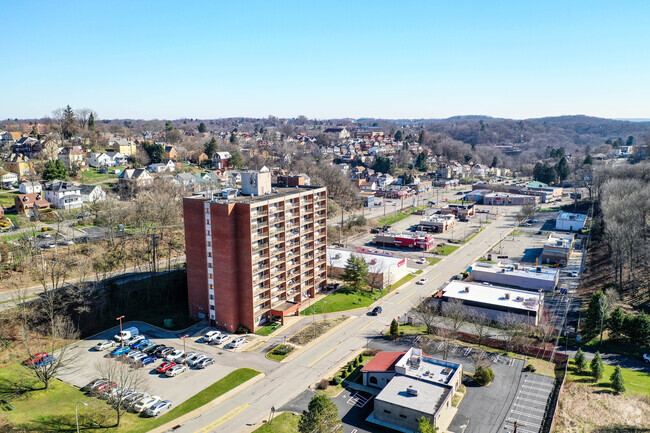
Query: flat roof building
[
  {"left": 418, "top": 214, "right": 455, "bottom": 233},
  {"left": 483, "top": 192, "right": 539, "bottom": 206},
  {"left": 555, "top": 211, "right": 587, "bottom": 232},
  {"left": 183, "top": 178, "right": 327, "bottom": 332},
  {"left": 542, "top": 233, "right": 574, "bottom": 266},
  {"left": 327, "top": 248, "right": 411, "bottom": 289},
  {"left": 470, "top": 261, "right": 559, "bottom": 292}
]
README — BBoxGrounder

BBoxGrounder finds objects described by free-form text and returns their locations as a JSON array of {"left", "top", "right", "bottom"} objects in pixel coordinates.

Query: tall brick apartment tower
[{"left": 183, "top": 170, "right": 327, "bottom": 332}]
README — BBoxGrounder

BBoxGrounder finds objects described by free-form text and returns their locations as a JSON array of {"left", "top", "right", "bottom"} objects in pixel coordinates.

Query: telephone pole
[{"left": 506, "top": 419, "right": 525, "bottom": 433}]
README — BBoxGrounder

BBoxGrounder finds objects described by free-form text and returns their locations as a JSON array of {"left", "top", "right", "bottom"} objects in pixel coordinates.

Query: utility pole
[{"left": 506, "top": 419, "right": 524, "bottom": 433}]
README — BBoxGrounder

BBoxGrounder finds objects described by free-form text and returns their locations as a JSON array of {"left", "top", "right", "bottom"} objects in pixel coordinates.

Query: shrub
[
  {"left": 390, "top": 319, "right": 399, "bottom": 338},
  {"left": 318, "top": 379, "right": 329, "bottom": 390},
  {"left": 271, "top": 344, "right": 293, "bottom": 356},
  {"left": 357, "top": 354, "right": 364, "bottom": 363},
  {"left": 473, "top": 366, "right": 495, "bottom": 386},
  {"left": 333, "top": 376, "right": 343, "bottom": 385},
  {"left": 353, "top": 358, "right": 360, "bottom": 367},
  {"left": 236, "top": 325, "right": 250, "bottom": 334},
  {"left": 524, "top": 363, "right": 536, "bottom": 372},
  {"left": 363, "top": 348, "right": 380, "bottom": 357},
  {"left": 347, "top": 363, "right": 354, "bottom": 373}
]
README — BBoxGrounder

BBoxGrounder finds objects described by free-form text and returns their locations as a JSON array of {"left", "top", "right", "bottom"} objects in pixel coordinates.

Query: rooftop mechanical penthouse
[{"left": 183, "top": 168, "right": 327, "bottom": 332}]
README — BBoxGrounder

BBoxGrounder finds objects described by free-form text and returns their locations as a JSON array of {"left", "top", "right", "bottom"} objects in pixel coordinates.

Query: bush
[
  {"left": 347, "top": 363, "right": 354, "bottom": 373},
  {"left": 318, "top": 379, "right": 329, "bottom": 390},
  {"left": 339, "top": 369, "right": 348, "bottom": 378},
  {"left": 236, "top": 325, "right": 250, "bottom": 334},
  {"left": 357, "top": 354, "right": 364, "bottom": 363},
  {"left": 524, "top": 363, "right": 536, "bottom": 372},
  {"left": 363, "top": 348, "right": 380, "bottom": 357},
  {"left": 353, "top": 358, "right": 360, "bottom": 367},
  {"left": 272, "top": 344, "right": 293, "bottom": 356},
  {"left": 473, "top": 366, "right": 495, "bottom": 386},
  {"left": 333, "top": 376, "right": 343, "bottom": 385}
]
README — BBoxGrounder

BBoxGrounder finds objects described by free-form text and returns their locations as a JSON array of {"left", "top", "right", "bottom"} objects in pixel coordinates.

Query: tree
[
  {"left": 42, "top": 159, "right": 69, "bottom": 181},
  {"left": 608, "top": 307, "right": 626, "bottom": 341},
  {"left": 228, "top": 149, "right": 243, "bottom": 169},
  {"left": 515, "top": 203, "right": 537, "bottom": 225},
  {"left": 229, "top": 132, "right": 238, "bottom": 145},
  {"left": 204, "top": 137, "right": 218, "bottom": 158},
  {"left": 341, "top": 255, "right": 368, "bottom": 291},
  {"left": 533, "top": 162, "right": 557, "bottom": 184},
  {"left": 298, "top": 394, "right": 343, "bottom": 433},
  {"left": 390, "top": 319, "right": 399, "bottom": 338},
  {"left": 88, "top": 112, "right": 95, "bottom": 130},
  {"left": 591, "top": 351, "right": 604, "bottom": 382},
  {"left": 583, "top": 154, "right": 593, "bottom": 165},
  {"left": 470, "top": 313, "right": 489, "bottom": 347},
  {"left": 165, "top": 121, "right": 174, "bottom": 131},
  {"left": 411, "top": 297, "right": 441, "bottom": 335},
  {"left": 417, "top": 416, "right": 438, "bottom": 433},
  {"left": 166, "top": 129, "right": 182, "bottom": 144},
  {"left": 555, "top": 156, "right": 570, "bottom": 182},
  {"left": 443, "top": 298, "right": 468, "bottom": 340},
  {"left": 473, "top": 366, "right": 495, "bottom": 386},
  {"left": 372, "top": 156, "right": 392, "bottom": 174},
  {"left": 610, "top": 365, "right": 625, "bottom": 394},
  {"left": 402, "top": 172, "right": 415, "bottom": 185},
  {"left": 415, "top": 152, "right": 429, "bottom": 171},
  {"left": 198, "top": 122, "right": 207, "bottom": 133},
  {"left": 625, "top": 135, "right": 634, "bottom": 147},
  {"left": 584, "top": 291, "right": 607, "bottom": 341},
  {"left": 142, "top": 141, "right": 165, "bottom": 164},
  {"left": 61, "top": 105, "right": 77, "bottom": 139},
  {"left": 491, "top": 156, "right": 499, "bottom": 168},
  {"left": 94, "top": 358, "right": 148, "bottom": 426},
  {"left": 394, "top": 130, "right": 404, "bottom": 141},
  {"left": 574, "top": 348, "right": 586, "bottom": 371}
]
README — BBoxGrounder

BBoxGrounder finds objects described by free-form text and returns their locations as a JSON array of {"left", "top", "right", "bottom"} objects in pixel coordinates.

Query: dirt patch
[
  {"left": 553, "top": 381, "right": 650, "bottom": 433},
  {"left": 288, "top": 317, "right": 347, "bottom": 346}
]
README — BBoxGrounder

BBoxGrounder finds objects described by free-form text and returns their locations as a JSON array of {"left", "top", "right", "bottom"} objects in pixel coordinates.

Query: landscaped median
[{"left": 0, "top": 363, "right": 260, "bottom": 432}]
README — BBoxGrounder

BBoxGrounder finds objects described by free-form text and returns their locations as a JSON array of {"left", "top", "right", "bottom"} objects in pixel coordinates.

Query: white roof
[
  {"left": 442, "top": 281, "right": 542, "bottom": 312},
  {"left": 471, "top": 261, "right": 559, "bottom": 282},
  {"left": 326, "top": 248, "right": 405, "bottom": 274},
  {"left": 557, "top": 211, "right": 587, "bottom": 222},
  {"left": 375, "top": 375, "right": 449, "bottom": 416}
]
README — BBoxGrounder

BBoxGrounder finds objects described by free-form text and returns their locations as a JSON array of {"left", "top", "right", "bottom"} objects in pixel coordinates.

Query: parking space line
[
  {"left": 510, "top": 410, "right": 544, "bottom": 420},
  {"left": 193, "top": 404, "right": 249, "bottom": 433},
  {"left": 307, "top": 341, "right": 344, "bottom": 368},
  {"left": 397, "top": 291, "right": 416, "bottom": 305}
]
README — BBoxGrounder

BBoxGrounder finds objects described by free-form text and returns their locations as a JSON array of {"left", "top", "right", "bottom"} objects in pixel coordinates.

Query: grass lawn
[
  {"left": 477, "top": 258, "right": 494, "bottom": 263},
  {"left": 79, "top": 167, "right": 125, "bottom": 184},
  {"left": 0, "top": 364, "right": 260, "bottom": 433},
  {"left": 301, "top": 288, "right": 386, "bottom": 316},
  {"left": 387, "top": 273, "right": 416, "bottom": 290},
  {"left": 0, "top": 191, "right": 20, "bottom": 207},
  {"left": 377, "top": 206, "right": 427, "bottom": 226},
  {"left": 426, "top": 257, "right": 441, "bottom": 266},
  {"left": 316, "top": 353, "right": 376, "bottom": 398},
  {"left": 581, "top": 337, "right": 645, "bottom": 359},
  {"left": 0, "top": 232, "right": 31, "bottom": 242},
  {"left": 433, "top": 245, "right": 459, "bottom": 255},
  {"left": 255, "top": 323, "right": 281, "bottom": 336},
  {"left": 566, "top": 361, "right": 650, "bottom": 397},
  {"left": 396, "top": 324, "right": 427, "bottom": 335},
  {"left": 266, "top": 344, "right": 294, "bottom": 362},
  {"left": 510, "top": 230, "right": 524, "bottom": 236},
  {"left": 252, "top": 412, "right": 300, "bottom": 433}
]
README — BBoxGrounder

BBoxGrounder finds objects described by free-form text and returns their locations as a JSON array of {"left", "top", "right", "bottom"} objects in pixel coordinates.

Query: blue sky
[{"left": 1, "top": 1, "right": 648, "bottom": 120}]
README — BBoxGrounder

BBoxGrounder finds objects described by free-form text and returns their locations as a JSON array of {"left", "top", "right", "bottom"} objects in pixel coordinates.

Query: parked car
[
  {"left": 33, "top": 355, "right": 54, "bottom": 367},
  {"left": 146, "top": 400, "right": 172, "bottom": 417},
  {"left": 131, "top": 353, "right": 148, "bottom": 362},
  {"left": 643, "top": 353, "right": 650, "bottom": 363},
  {"left": 124, "top": 335, "right": 145, "bottom": 346},
  {"left": 369, "top": 306, "right": 382, "bottom": 316},
  {"left": 416, "top": 258, "right": 427, "bottom": 264},
  {"left": 165, "top": 349, "right": 185, "bottom": 363},
  {"left": 24, "top": 353, "right": 49, "bottom": 366},
  {"left": 522, "top": 222, "right": 531, "bottom": 227},
  {"left": 140, "top": 342, "right": 158, "bottom": 353},
  {"left": 187, "top": 354, "right": 207, "bottom": 367},
  {"left": 416, "top": 278, "right": 428, "bottom": 285},
  {"left": 203, "top": 330, "right": 221, "bottom": 342},
  {"left": 165, "top": 364, "right": 187, "bottom": 377},
  {"left": 155, "top": 347, "right": 173, "bottom": 358},
  {"left": 146, "top": 344, "right": 166, "bottom": 355},
  {"left": 124, "top": 350, "right": 141, "bottom": 358},
  {"left": 182, "top": 352, "right": 197, "bottom": 364},
  {"left": 131, "top": 339, "right": 150, "bottom": 349},
  {"left": 569, "top": 271, "right": 579, "bottom": 277},
  {"left": 228, "top": 337, "right": 246, "bottom": 349},
  {"left": 156, "top": 362, "right": 177, "bottom": 374},
  {"left": 95, "top": 381, "right": 117, "bottom": 395},
  {"left": 211, "top": 334, "right": 231, "bottom": 346},
  {"left": 124, "top": 392, "right": 149, "bottom": 407},
  {"left": 140, "top": 356, "right": 158, "bottom": 367},
  {"left": 196, "top": 358, "right": 215, "bottom": 369},
  {"left": 133, "top": 395, "right": 162, "bottom": 413},
  {"left": 114, "top": 326, "right": 139, "bottom": 342},
  {"left": 85, "top": 379, "right": 108, "bottom": 392},
  {"left": 111, "top": 346, "right": 131, "bottom": 357},
  {"left": 93, "top": 340, "right": 116, "bottom": 351}
]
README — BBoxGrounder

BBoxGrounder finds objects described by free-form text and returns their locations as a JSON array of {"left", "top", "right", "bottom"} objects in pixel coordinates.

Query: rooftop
[
  {"left": 186, "top": 185, "right": 326, "bottom": 205},
  {"left": 545, "top": 233, "right": 573, "bottom": 248},
  {"left": 375, "top": 375, "right": 450, "bottom": 416},
  {"left": 441, "top": 281, "right": 542, "bottom": 312},
  {"left": 327, "top": 248, "right": 407, "bottom": 274},
  {"left": 471, "top": 261, "right": 559, "bottom": 282},
  {"left": 557, "top": 211, "right": 587, "bottom": 222},
  {"left": 362, "top": 351, "right": 406, "bottom": 372},
  {"left": 395, "top": 348, "right": 460, "bottom": 385}
]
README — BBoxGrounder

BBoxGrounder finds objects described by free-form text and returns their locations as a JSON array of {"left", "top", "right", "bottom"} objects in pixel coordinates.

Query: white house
[
  {"left": 19, "top": 181, "right": 42, "bottom": 194},
  {"left": 212, "top": 151, "right": 232, "bottom": 170},
  {"left": 79, "top": 184, "right": 106, "bottom": 203},
  {"left": 148, "top": 160, "right": 176, "bottom": 173},
  {"left": 0, "top": 170, "right": 19, "bottom": 185},
  {"left": 88, "top": 153, "right": 115, "bottom": 168},
  {"left": 107, "top": 151, "right": 128, "bottom": 166},
  {"left": 43, "top": 181, "right": 83, "bottom": 209}
]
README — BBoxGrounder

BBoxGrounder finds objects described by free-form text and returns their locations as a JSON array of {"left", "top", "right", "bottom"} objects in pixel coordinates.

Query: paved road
[{"left": 173, "top": 215, "right": 518, "bottom": 433}]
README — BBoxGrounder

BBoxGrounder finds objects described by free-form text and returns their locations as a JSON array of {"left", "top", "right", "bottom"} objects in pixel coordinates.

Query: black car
[
  {"left": 155, "top": 346, "right": 173, "bottom": 358},
  {"left": 370, "top": 306, "right": 382, "bottom": 316},
  {"left": 146, "top": 344, "right": 165, "bottom": 355}
]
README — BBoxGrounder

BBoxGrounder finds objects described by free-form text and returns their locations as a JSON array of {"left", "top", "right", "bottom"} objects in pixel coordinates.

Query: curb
[{"left": 280, "top": 316, "right": 355, "bottom": 363}]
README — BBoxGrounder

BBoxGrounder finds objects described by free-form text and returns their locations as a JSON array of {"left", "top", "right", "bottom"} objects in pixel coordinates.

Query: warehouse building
[
  {"left": 483, "top": 192, "right": 539, "bottom": 206},
  {"left": 555, "top": 211, "right": 587, "bottom": 232},
  {"left": 418, "top": 214, "right": 456, "bottom": 233},
  {"left": 470, "top": 261, "right": 559, "bottom": 292}
]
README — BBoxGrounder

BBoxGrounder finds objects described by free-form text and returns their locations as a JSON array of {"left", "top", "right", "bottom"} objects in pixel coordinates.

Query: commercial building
[
  {"left": 541, "top": 233, "right": 574, "bottom": 266},
  {"left": 183, "top": 169, "right": 327, "bottom": 332},
  {"left": 326, "top": 248, "right": 410, "bottom": 289},
  {"left": 483, "top": 192, "right": 539, "bottom": 206},
  {"left": 372, "top": 231, "right": 435, "bottom": 251},
  {"left": 440, "top": 203, "right": 475, "bottom": 219},
  {"left": 418, "top": 214, "right": 456, "bottom": 233},
  {"left": 470, "top": 261, "right": 559, "bottom": 292},
  {"left": 555, "top": 211, "right": 587, "bottom": 232},
  {"left": 433, "top": 281, "right": 543, "bottom": 326},
  {"left": 366, "top": 348, "right": 462, "bottom": 433}
]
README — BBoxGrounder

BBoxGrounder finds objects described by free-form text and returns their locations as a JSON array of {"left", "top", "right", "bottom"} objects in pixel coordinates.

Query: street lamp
[
  {"left": 75, "top": 401, "right": 88, "bottom": 433},
  {"left": 180, "top": 334, "right": 189, "bottom": 364},
  {"left": 116, "top": 315, "right": 125, "bottom": 347}
]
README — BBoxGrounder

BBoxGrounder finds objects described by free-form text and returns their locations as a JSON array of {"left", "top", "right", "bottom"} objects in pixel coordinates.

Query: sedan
[
  {"left": 369, "top": 306, "right": 382, "bottom": 316},
  {"left": 140, "top": 356, "right": 158, "bottom": 367},
  {"left": 416, "top": 258, "right": 427, "bottom": 264},
  {"left": 211, "top": 334, "right": 231, "bottom": 346},
  {"left": 24, "top": 353, "right": 49, "bottom": 366},
  {"left": 165, "top": 349, "right": 185, "bottom": 363},
  {"left": 228, "top": 337, "right": 246, "bottom": 349},
  {"left": 569, "top": 271, "right": 579, "bottom": 277},
  {"left": 416, "top": 278, "right": 428, "bottom": 285},
  {"left": 131, "top": 353, "right": 148, "bottom": 362},
  {"left": 146, "top": 344, "right": 166, "bottom": 355},
  {"left": 146, "top": 400, "right": 172, "bottom": 417},
  {"left": 124, "top": 350, "right": 141, "bottom": 358},
  {"left": 123, "top": 392, "right": 149, "bottom": 407},
  {"left": 110, "top": 346, "right": 131, "bottom": 357},
  {"left": 196, "top": 358, "right": 215, "bottom": 369},
  {"left": 95, "top": 381, "right": 117, "bottom": 395},
  {"left": 140, "top": 342, "right": 158, "bottom": 353},
  {"left": 156, "top": 362, "right": 177, "bottom": 374},
  {"left": 133, "top": 395, "right": 162, "bottom": 413},
  {"left": 155, "top": 347, "right": 174, "bottom": 358},
  {"left": 131, "top": 339, "right": 150, "bottom": 349},
  {"left": 124, "top": 335, "right": 145, "bottom": 346},
  {"left": 34, "top": 355, "right": 54, "bottom": 367},
  {"left": 165, "top": 364, "right": 187, "bottom": 377},
  {"left": 187, "top": 354, "right": 207, "bottom": 367},
  {"left": 93, "top": 340, "right": 116, "bottom": 351}
]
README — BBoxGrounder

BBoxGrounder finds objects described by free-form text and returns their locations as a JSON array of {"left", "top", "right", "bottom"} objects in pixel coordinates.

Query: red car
[
  {"left": 156, "top": 361, "right": 176, "bottom": 374},
  {"left": 25, "top": 353, "right": 49, "bottom": 366},
  {"left": 95, "top": 381, "right": 117, "bottom": 394}
]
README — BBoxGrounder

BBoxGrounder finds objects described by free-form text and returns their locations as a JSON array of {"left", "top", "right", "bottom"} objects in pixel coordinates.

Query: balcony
[
  {"left": 252, "top": 243, "right": 269, "bottom": 253},
  {"left": 271, "top": 267, "right": 285, "bottom": 277},
  {"left": 253, "top": 286, "right": 269, "bottom": 296},
  {"left": 251, "top": 209, "right": 268, "bottom": 218},
  {"left": 270, "top": 226, "right": 285, "bottom": 234},
  {"left": 252, "top": 252, "right": 269, "bottom": 262},
  {"left": 251, "top": 220, "right": 268, "bottom": 229}
]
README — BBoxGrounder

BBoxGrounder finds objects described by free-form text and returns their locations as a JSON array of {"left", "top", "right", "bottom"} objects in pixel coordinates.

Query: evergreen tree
[
  {"left": 584, "top": 291, "right": 606, "bottom": 340},
  {"left": 198, "top": 122, "right": 207, "bottom": 133},
  {"left": 229, "top": 132, "right": 238, "bottom": 145},
  {"left": 204, "top": 137, "right": 218, "bottom": 158},
  {"left": 394, "top": 130, "right": 404, "bottom": 141},
  {"left": 608, "top": 307, "right": 626, "bottom": 341},
  {"left": 165, "top": 121, "right": 174, "bottom": 131},
  {"left": 418, "top": 129, "right": 426, "bottom": 145},
  {"left": 415, "top": 152, "right": 429, "bottom": 171},
  {"left": 88, "top": 112, "right": 95, "bottom": 130},
  {"left": 228, "top": 149, "right": 243, "bottom": 169},
  {"left": 591, "top": 351, "right": 604, "bottom": 382},
  {"left": 61, "top": 105, "right": 77, "bottom": 139},
  {"left": 403, "top": 172, "right": 415, "bottom": 185},
  {"left": 555, "top": 156, "right": 570, "bottom": 182},
  {"left": 610, "top": 365, "right": 625, "bottom": 393},
  {"left": 625, "top": 135, "right": 634, "bottom": 147},
  {"left": 341, "top": 255, "right": 368, "bottom": 291},
  {"left": 142, "top": 141, "right": 165, "bottom": 163},
  {"left": 298, "top": 394, "right": 343, "bottom": 433},
  {"left": 583, "top": 154, "right": 593, "bottom": 165},
  {"left": 417, "top": 416, "right": 438, "bottom": 433},
  {"left": 574, "top": 348, "right": 586, "bottom": 371},
  {"left": 390, "top": 319, "right": 399, "bottom": 338},
  {"left": 372, "top": 156, "right": 392, "bottom": 174},
  {"left": 491, "top": 156, "right": 499, "bottom": 168},
  {"left": 42, "top": 159, "right": 69, "bottom": 181}
]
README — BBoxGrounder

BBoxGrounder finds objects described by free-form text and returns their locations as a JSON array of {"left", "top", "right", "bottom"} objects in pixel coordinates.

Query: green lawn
[
  {"left": 396, "top": 324, "right": 427, "bottom": 335},
  {"left": 301, "top": 288, "right": 385, "bottom": 316},
  {"left": 567, "top": 361, "right": 650, "bottom": 397},
  {"left": 433, "top": 245, "right": 459, "bottom": 255},
  {"left": 0, "top": 232, "right": 30, "bottom": 242},
  {"left": 386, "top": 273, "right": 416, "bottom": 290},
  {"left": 266, "top": 344, "right": 294, "bottom": 362},
  {"left": 6, "top": 214, "right": 36, "bottom": 228},
  {"left": 252, "top": 412, "right": 299, "bottom": 433},
  {"left": 255, "top": 323, "right": 281, "bottom": 336},
  {"left": 581, "top": 337, "right": 645, "bottom": 359},
  {"left": 0, "top": 364, "right": 260, "bottom": 432},
  {"left": 426, "top": 257, "right": 441, "bottom": 266},
  {"left": 415, "top": 269, "right": 423, "bottom": 275},
  {"left": 377, "top": 206, "right": 427, "bottom": 226},
  {"left": 79, "top": 166, "right": 125, "bottom": 184},
  {"left": 0, "top": 191, "right": 19, "bottom": 206}
]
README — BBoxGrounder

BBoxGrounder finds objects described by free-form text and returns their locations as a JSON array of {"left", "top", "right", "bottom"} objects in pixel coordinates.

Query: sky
[{"left": 1, "top": 0, "right": 649, "bottom": 120}]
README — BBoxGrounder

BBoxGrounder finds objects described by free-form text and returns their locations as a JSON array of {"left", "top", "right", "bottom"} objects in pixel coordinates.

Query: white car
[
  {"left": 187, "top": 354, "right": 207, "bottom": 367},
  {"left": 211, "top": 334, "right": 231, "bottom": 346},
  {"left": 124, "top": 335, "right": 145, "bottom": 346},
  {"left": 131, "top": 352, "right": 148, "bottom": 362},
  {"left": 165, "top": 349, "right": 185, "bottom": 362},
  {"left": 643, "top": 353, "right": 650, "bottom": 363},
  {"left": 228, "top": 337, "right": 246, "bottom": 349},
  {"left": 203, "top": 330, "right": 221, "bottom": 342},
  {"left": 569, "top": 271, "right": 579, "bottom": 277},
  {"left": 416, "top": 258, "right": 427, "bottom": 264},
  {"left": 133, "top": 395, "right": 162, "bottom": 413},
  {"left": 183, "top": 352, "right": 197, "bottom": 364},
  {"left": 93, "top": 340, "right": 116, "bottom": 351},
  {"left": 416, "top": 278, "right": 428, "bottom": 285},
  {"left": 165, "top": 364, "right": 187, "bottom": 377},
  {"left": 146, "top": 400, "right": 172, "bottom": 417}
]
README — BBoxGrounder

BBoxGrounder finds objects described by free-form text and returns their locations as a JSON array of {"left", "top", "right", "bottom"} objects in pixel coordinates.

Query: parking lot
[
  {"left": 500, "top": 373, "right": 555, "bottom": 433},
  {"left": 57, "top": 322, "right": 275, "bottom": 409}
]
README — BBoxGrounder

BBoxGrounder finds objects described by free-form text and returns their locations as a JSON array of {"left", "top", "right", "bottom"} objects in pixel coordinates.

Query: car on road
[
  {"left": 416, "top": 258, "right": 427, "bottom": 264},
  {"left": 39, "top": 233, "right": 52, "bottom": 238},
  {"left": 60, "top": 239, "right": 74, "bottom": 246},
  {"left": 165, "top": 364, "right": 187, "bottom": 377},
  {"left": 140, "top": 356, "right": 158, "bottom": 367},
  {"left": 93, "top": 340, "right": 116, "bottom": 351},
  {"left": 416, "top": 278, "right": 428, "bottom": 285},
  {"left": 227, "top": 337, "right": 246, "bottom": 349},
  {"left": 211, "top": 334, "right": 231, "bottom": 346},
  {"left": 643, "top": 354, "right": 650, "bottom": 363},
  {"left": 187, "top": 354, "right": 207, "bottom": 367},
  {"left": 569, "top": 271, "right": 579, "bottom": 277},
  {"left": 133, "top": 395, "right": 162, "bottom": 413},
  {"left": 156, "top": 362, "right": 177, "bottom": 374},
  {"left": 528, "top": 219, "right": 538, "bottom": 223},
  {"left": 522, "top": 222, "right": 531, "bottom": 226},
  {"left": 203, "top": 330, "right": 221, "bottom": 342},
  {"left": 155, "top": 347, "right": 174, "bottom": 358},
  {"left": 165, "top": 349, "right": 185, "bottom": 363},
  {"left": 146, "top": 400, "right": 172, "bottom": 417},
  {"left": 24, "top": 353, "right": 49, "bottom": 366},
  {"left": 369, "top": 306, "right": 382, "bottom": 316},
  {"left": 196, "top": 358, "right": 215, "bottom": 369}
]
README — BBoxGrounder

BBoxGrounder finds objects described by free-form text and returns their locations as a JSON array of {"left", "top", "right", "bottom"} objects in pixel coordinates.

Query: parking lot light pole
[
  {"left": 75, "top": 401, "right": 88, "bottom": 433},
  {"left": 116, "top": 316, "right": 125, "bottom": 347},
  {"left": 181, "top": 334, "right": 189, "bottom": 365}
]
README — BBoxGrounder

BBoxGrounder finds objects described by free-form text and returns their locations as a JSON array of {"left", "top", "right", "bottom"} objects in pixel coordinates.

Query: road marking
[
  {"left": 357, "top": 319, "right": 375, "bottom": 333},
  {"left": 397, "top": 291, "right": 415, "bottom": 305},
  {"left": 193, "top": 404, "right": 249, "bottom": 433},
  {"left": 243, "top": 340, "right": 266, "bottom": 352},
  {"left": 307, "top": 341, "right": 344, "bottom": 368}
]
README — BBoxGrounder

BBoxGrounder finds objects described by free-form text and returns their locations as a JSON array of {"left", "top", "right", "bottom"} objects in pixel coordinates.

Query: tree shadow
[
  {"left": 18, "top": 409, "right": 115, "bottom": 432},
  {"left": 0, "top": 376, "right": 43, "bottom": 404}
]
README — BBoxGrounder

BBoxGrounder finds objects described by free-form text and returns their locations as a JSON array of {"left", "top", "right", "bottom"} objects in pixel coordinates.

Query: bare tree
[
  {"left": 501, "top": 313, "right": 526, "bottom": 353},
  {"left": 442, "top": 298, "right": 468, "bottom": 340},
  {"left": 515, "top": 203, "right": 537, "bottom": 225},
  {"left": 470, "top": 312, "right": 490, "bottom": 347},
  {"left": 410, "top": 297, "right": 441, "bottom": 334},
  {"left": 94, "top": 358, "right": 148, "bottom": 426}
]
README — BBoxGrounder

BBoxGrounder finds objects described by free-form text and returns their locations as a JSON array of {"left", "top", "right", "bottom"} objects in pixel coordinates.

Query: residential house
[
  {"left": 110, "top": 138, "right": 137, "bottom": 156},
  {"left": 118, "top": 168, "right": 154, "bottom": 189},
  {"left": 79, "top": 184, "right": 106, "bottom": 204},
  {"left": 43, "top": 181, "right": 83, "bottom": 209},
  {"left": 355, "top": 179, "right": 377, "bottom": 192},
  {"left": 88, "top": 152, "right": 115, "bottom": 168},
  {"left": 19, "top": 181, "right": 42, "bottom": 194},
  {"left": 13, "top": 137, "right": 43, "bottom": 157},
  {"left": 323, "top": 127, "right": 350, "bottom": 141},
  {"left": 58, "top": 146, "right": 85, "bottom": 170},
  {"left": 6, "top": 154, "right": 33, "bottom": 179},
  {"left": 472, "top": 164, "right": 489, "bottom": 178},
  {"left": 189, "top": 150, "right": 208, "bottom": 165},
  {"left": 14, "top": 193, "right": 50, "bottom": 216},
  {"left": 164, "top": 145, "right": 179, "bottom": 161},
  {"left": 0, "top": 131, "right": 16, "bottom": 148},
  {"left": 212, "top": 151, "right": 231, "bottom": 170},
  {"left": 175, "top": 172, "right": 198, "bottom": 190},
  {"left": 148, "top": 160, "right": 176, "bottom": 173},
  {"left": 106, "top": 151, "right": 128, "bottom": 166},
  {"left": 0, "top": 170, "right": 18, "bottom": 186}
]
